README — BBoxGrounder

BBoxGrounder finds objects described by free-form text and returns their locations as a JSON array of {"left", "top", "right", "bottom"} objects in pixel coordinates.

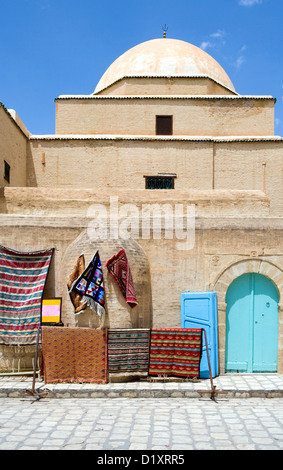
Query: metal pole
[
  {"left": 203, "top": 328, "right": 216, "bottom": 400},
  {"left": 32, "top": 327, "right": 41, "bottom": 395},
  {"left": 23, "top": 326, "right": 48, "bottom": 400}
]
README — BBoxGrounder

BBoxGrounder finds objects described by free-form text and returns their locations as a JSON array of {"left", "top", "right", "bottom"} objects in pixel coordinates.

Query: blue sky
[{"left": 0, "top": 0, "right": 282, "bottom": 135}]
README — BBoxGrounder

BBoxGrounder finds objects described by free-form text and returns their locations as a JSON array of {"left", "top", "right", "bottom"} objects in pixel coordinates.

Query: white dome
[{"left": 94, "top": 38, "right": 235, "bottom": 94}]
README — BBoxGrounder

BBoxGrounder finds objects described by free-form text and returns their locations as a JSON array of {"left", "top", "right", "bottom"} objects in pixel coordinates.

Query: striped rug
[
  {"left": 149, "top": 328, "right": 202, "bottom": 378},
  {"left": 0, "top": 245, "right": 53, "bottom": 345},
  {"left": 108, "top": 328, "right": 150, "bottom": 372}
]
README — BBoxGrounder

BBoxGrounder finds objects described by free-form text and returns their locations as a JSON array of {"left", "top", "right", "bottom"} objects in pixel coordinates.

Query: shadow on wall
[
  {"left": 0, "top": 187, "right": 7, "bottom": 214},
  {"left": 43, "top": 252, "right": 56, "bottom": 299},
  {"left": 61, "top": 229, "right": 153, "bottom": 329},
  {"left": 26, "top": 142, "right": 38, "bottom": 187}
]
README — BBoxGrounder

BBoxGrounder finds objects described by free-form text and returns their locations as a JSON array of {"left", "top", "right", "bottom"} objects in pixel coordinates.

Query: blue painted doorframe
[{"left": 225, "top": 273, "right": 279, "bottom": 373}]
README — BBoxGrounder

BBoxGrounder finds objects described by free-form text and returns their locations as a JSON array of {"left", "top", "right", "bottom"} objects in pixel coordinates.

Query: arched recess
[
  {"left": 60, "top": 229, "right": 153, "bottom": 330},
  {"left": 212, "top": 259, "right": 283, "bottom": 374}
]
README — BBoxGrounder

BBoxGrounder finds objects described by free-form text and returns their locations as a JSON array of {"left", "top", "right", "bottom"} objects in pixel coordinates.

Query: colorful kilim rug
[
  {"left": 104, "top": 249, "right": 138, "bottom": 308},
  {"left": 41, "top": 326, "right": 108, "bottom": 384},
  {"left": 108, "top": 328, "right": 150, "bottom": 372},
  {"left": 149, "top": 328, "right": 203, "bottom": 378},
  {"left": 0, "top": 245, "right": 53, "bottom": 345},
  {"left": 71, "top": 251, "right": 105, "bottom": 320}
]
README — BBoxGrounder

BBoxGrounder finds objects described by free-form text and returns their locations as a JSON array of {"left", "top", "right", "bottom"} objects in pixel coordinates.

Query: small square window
[
  {"left": 145, "top": 176, "right": 175, "bottom": 189},
  {"left": 156, "top": 115, "right": 173, "bottom": 135},
  {"left": 4, "top": 161, "right": 10, "bottom": 183}
]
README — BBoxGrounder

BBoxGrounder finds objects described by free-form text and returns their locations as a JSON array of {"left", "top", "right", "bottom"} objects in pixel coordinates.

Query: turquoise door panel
[
  {"left": 225, "top": 273, "right": 279, "bottom": 373},
  {"left": 253, "top": 274, "right": 279, "bottom": 372},
  {"left": 225, "top": 274, "right": 252, "bottom": 372},
  {"left": 181, "top": 291, "right": 218, "bottom": 378}
]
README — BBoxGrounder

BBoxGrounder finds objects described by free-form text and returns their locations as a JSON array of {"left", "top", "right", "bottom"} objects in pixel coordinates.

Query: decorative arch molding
[
  {"left": 211, "top": 258, "right": 283, "bottom": 374},
  {"left": 212, "top": 258, "right": 282, "bottom": 304}
]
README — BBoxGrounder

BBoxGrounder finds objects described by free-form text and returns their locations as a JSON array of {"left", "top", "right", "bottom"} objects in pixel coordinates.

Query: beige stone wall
[
  {"left": 0, "top": 106, "right": 27, "bottom": 187},
  {"left": 97, "top": 77, "right": 235, "bottom": 96},
  {"left": 27, "top": 139, "right": 214, "bottom": 190},
  {"left": 0, "top": 77, "right": 282, "bottom": 375},
  {"left": 26, "top": 138, "right": 283, "bottom": 216},
  {"left": 0, "top": 209, "right": 282, "bottom": 373},
  {"left": 0, "top": 187, "right": 270, "bottom": 218},
  {"left": 55, "top": 97, "right": 275, "bottom": 136},
  {"left": 214, "top": 141, "right": 283, "bottom": 215}
]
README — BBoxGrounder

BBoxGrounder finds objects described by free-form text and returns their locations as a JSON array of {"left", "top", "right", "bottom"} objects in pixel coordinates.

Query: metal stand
[
  {"left": 203, "top": 328, "right": 217, "bottom": 400},
  {"left": 24, "top": 327, "right": 48, "bottom": 400},
  {"left": 25, "top": 326, "right": 218, "bottom": 401}
]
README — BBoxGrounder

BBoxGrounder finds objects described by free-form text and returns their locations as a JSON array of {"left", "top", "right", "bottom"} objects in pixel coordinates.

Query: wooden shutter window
[
  {"left": 156, "top": 116, "right": 173, "bottom": 135},
  {"left": 4, "top": 161, "right": 10, "bottom": 183}
]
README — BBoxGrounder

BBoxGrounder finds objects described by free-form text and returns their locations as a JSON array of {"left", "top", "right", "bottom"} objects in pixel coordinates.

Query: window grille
[{"left": 145, "top": 175, "right": 175, "bottom": 189}]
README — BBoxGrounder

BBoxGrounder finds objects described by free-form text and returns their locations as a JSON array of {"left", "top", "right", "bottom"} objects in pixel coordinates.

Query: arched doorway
[{"left": 225, "top": 273, "right": 279, "bottom": 373}]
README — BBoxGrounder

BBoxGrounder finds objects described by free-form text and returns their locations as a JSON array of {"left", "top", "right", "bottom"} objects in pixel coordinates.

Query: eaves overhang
[
  {"left": 29, "top": 135, "right": 283, "bottom": 142},
  {"left": 55, "top": 94, "right": 276, "bottom": 102}
]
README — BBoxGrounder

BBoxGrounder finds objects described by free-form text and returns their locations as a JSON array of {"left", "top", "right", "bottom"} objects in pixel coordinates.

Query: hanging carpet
[
  {"left": 41, "top": 326, "right": 108, "bottom": 384},
  {"left": 0, "top": 245, "right": 53, "bottom": 345},
  {"left": 104, "top": 249, "right": 138, "bottom": 308},
  {"left": 67, "top": 254, "right": 87, "bottom": 314},
  {"left": 70, "top": 251, "right": 105, "bottom": 322},
  {"left": 149, "top": 328, "right": 202, "bottom": 378},
  {"left": 108, "top": 328, "right": 150, "bottom": 372}
]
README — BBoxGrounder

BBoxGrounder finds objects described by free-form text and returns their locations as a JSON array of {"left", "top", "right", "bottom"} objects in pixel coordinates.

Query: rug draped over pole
[
  {"left": 108, "top": 328, "right": 150, "bottom": 372},
  {"left": 67, "top": 254, "right": 87, "bottom": 314},
  {"left": 104, "top": 249, "right": 138, "bottom": 308},
  {"left": 41, "top": 326, "right": 108, "bottom": 384},
  {"left": 70, "top": 251, "right": 105, "bottom": 325},
  {"left": 0, "top": 245, "right": 53, "bottom": 345},
  {"left": 149, "top": 328, "right": 202, "bottom": 378}
]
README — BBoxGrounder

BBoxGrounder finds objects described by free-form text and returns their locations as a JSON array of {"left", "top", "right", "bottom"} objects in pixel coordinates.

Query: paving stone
[{"left": 0, "top": 376, "right": 282, "bottom": 450}]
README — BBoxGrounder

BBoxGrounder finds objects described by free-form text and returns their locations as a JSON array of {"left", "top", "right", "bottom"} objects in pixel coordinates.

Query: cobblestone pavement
[
  {"left": 1, "top": 373, "right": 283, "bottom": 399},
  {"left": 0, "top": 396, "right": 282, "bottom": 451}
]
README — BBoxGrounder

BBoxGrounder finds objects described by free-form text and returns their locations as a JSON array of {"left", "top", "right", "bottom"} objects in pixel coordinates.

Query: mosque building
[{"left": 0, "top": 35, "right": 283, "bottom": 375}]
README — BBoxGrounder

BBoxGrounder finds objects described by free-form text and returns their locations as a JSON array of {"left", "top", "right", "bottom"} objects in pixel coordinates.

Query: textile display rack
[{"left": 27, "top": 326, "right": 218, "bottom": 401}]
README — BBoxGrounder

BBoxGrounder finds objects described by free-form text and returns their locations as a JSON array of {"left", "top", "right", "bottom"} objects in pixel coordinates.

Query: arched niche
[{"left": 60, "top": 230, "right": 153, "bottom": 330}]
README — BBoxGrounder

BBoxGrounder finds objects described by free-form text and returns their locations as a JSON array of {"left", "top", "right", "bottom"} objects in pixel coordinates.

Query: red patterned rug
[
  {"left": 149, "top": 328, "right": 202, "bottom": 378},
  {"left": 104, "top": 249, "right": 138, "bottom": 308},
  {"left": 41, "top": 326, "right": 108, "bottom": 384}
]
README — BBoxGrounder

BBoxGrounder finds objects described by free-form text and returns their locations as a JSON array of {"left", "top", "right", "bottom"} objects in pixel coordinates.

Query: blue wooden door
[
  {"left": 225, "top": 273, "right": 279, "bottom": 373},
  {"left": 181, "top": 291, "right": 218, "bottom": 378}
]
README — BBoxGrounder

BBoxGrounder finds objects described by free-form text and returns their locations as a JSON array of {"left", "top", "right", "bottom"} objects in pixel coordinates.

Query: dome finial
[{"left": 162, "top": 24, "right": 168, "bottom": 38}]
